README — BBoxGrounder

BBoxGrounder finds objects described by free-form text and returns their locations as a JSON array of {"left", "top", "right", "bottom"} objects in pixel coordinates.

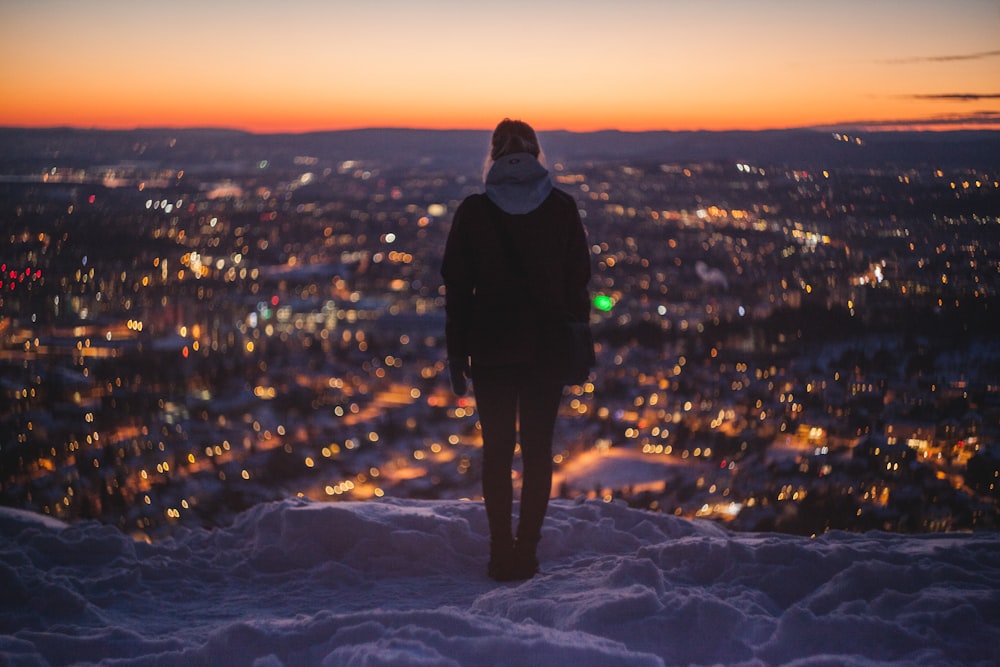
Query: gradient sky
[{"left": 2, "top": 0, "right": 998, "bottom": 133}]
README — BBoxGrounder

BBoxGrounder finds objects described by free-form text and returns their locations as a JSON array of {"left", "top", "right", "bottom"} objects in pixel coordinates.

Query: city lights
[{"left": 0, "top": 128, "right": 998, "bottom": 542}]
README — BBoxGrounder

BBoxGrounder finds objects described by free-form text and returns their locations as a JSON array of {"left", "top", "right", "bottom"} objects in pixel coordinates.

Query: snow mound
[{"left": 2, "top": 498, "right": 998, "bottom": 666}]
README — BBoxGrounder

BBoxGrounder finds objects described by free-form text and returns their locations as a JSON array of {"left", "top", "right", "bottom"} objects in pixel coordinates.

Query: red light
[
  {"left": 88, "top": 194, "right": 96, "bottom": 204},
  {"left": 271, "top": 296, "right": 279, "bottom": 306}
]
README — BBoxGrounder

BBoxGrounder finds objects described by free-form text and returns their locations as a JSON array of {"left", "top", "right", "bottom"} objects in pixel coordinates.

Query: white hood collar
[{"left": 484, "top": 153, "right": 553, "bottom": 215}]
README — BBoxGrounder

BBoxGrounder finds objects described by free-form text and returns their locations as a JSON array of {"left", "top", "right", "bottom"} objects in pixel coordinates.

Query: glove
[{"left": 448, "top": 357, "right": 470, "bottom": 396}]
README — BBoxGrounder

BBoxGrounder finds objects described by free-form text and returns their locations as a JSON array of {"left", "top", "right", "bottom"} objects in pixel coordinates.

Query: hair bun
[{"left": 491, "top": 119, "right": 540, "bottom": 160}]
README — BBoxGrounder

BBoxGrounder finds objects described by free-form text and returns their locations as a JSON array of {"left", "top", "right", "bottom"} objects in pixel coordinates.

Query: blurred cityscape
[{"left": 2, "top": 128, "right": 999, "bottom": 540}]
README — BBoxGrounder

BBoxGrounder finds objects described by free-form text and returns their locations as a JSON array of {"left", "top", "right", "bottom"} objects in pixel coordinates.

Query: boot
[
  {"left": 511, "top": 539, "right": 539, "bottom": 580},
  {"left": 487, "top": 538, "right": 516, "bottom": 582}
]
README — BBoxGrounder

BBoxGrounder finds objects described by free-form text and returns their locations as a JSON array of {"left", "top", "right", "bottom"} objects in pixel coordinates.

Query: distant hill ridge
[{"left": 1, "top": 126, "right": 998, "bottom": 172}]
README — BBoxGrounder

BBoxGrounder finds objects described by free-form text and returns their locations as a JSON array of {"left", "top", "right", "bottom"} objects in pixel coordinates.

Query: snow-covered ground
[{"left": 3, "top": 499, "right": 999, "bottom": 666}]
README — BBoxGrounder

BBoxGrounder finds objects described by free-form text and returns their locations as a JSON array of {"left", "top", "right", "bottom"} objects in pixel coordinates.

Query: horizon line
[{"left": 2, "top": 123, "right": 1000, "bottom": 136}]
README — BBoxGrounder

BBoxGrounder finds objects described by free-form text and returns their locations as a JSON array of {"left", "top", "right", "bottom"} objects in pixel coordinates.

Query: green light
[{"left": 594, "top": 295, "right": 615, "bottom": 312}]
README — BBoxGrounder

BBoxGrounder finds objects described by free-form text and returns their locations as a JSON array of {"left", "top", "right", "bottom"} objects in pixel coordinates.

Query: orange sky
[{"left": 2, "top": 1, "right": 998, "bottom": 133}]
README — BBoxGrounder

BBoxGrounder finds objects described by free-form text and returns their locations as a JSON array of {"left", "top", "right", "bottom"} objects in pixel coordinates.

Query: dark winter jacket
[{"left": 441, "top": 153, "right": 591, "bottom": 371}]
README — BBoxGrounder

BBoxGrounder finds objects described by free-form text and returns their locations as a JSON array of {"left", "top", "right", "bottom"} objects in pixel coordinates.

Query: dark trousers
[{"left": 472, "top": 365, "right": 563, "bottom": 548}]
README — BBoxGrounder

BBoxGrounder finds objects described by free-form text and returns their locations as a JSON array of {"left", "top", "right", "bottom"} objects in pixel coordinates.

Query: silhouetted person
[{"left": 441, "top": 119, "right": 591, "bottom": 581}]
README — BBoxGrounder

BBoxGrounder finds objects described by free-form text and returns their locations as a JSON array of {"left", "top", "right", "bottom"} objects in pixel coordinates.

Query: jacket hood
[{"left": 484, "top": 153, "right": 553, "bottom": 215}]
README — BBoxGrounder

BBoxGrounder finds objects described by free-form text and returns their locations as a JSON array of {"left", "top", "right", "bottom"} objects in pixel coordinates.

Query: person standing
[{"left": 441, "top": 119, "right": 591, "bottom": 581}]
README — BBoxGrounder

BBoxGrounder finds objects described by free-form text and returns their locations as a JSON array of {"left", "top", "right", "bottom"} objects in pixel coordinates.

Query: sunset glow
[{"left": 1, "top": 0, "right": 998, "bottom": 133}]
